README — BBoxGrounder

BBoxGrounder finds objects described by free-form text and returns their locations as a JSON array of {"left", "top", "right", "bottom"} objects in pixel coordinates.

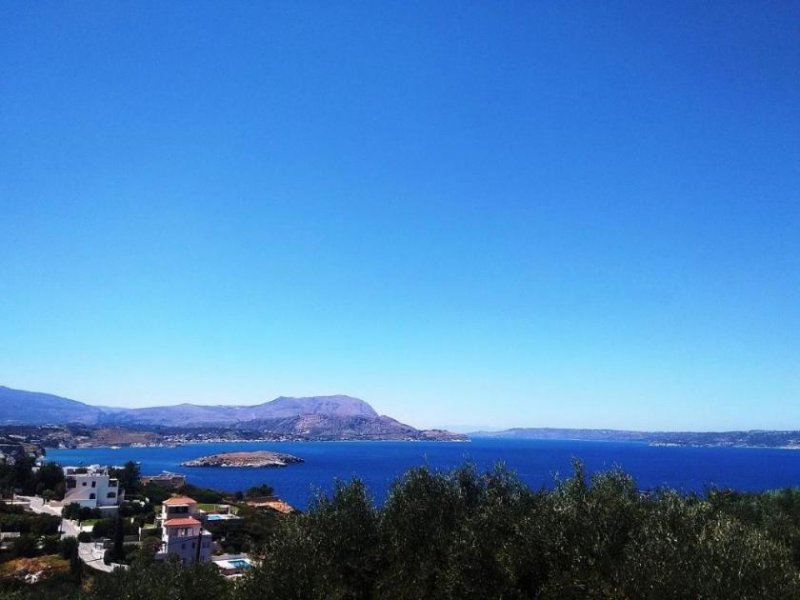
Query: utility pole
[{"left": 195, "top": 527, "right": 203, "bottom": 564}]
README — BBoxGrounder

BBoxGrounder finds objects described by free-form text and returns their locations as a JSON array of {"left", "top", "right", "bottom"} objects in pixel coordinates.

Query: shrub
[
  {"left": 12, "top": 534, "right": 39, "bottom": 558},
  {"left": 41, "top": 534, "right": 61, "bottom": 555},
  {"left": 61, "top": 502, "right": 81, "bottom": 520}
]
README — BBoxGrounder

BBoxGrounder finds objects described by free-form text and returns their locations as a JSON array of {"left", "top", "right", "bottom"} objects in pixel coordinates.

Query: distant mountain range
[
  {"left": 4, "top": 386, "right": 798, "bottom": 448},
  {"left": 0, "top": 386, "right": 104, "bottom": 425},
  {"left": 0, "top": 386, "right": 463, "bottom": 441},
  {"left": 471, "top": 427, "right": 800, "bottom": 449}
]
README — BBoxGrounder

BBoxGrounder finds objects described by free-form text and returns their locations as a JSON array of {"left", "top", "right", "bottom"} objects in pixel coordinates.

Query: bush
[
  {"left": 234, "top": 463, "right": 800, "bottom": 600},
  {"left": 60, "top": 536, "right": 78, "bottom": 560},
  {"left": 140, "top": 527, "right": 162, "bottom": 540},
  {"left": 63, "top": 503, "right": 102, "bottom": 521},
  {"left": 90, "top": 560, "right": 233, "bottom": 600},
  {"left": 0, "top": 512, "right": 60, "bottom": 535},
  {"left": 79, "top": 506, "right": 102, "bottom": 521},
  {"left": 0, "top": 501, "right": 25, "bottom": 514},
  {"left": 177, "top": 484, "right": 224, "bottom": 504},
  {"left": 91, "top": 519, "right": 111, "bottom": 539},
  {"left": 245, "top": 483, "right": 274, "bottom": 498},
  {"left": 29, "top": 514, "right": 61, "bottom": 536},
  {"left": 41, "top": 534, "right": 61, "bottom": 555},
  {"left": 61, "top": 502, "right": 81, "bottom": 520},
  {"left": 0, "top": 513, "right": 31, "bottom": 533},
  {"left": 119, "top": 500, "right": 152, "bottom": 518},
  {"left": 142, "top": 482, "right": 171, "bottom": 505},
  {"left": 12, "top": 534, "right": 39, "bottom": 558},
  {"left": 7, "top": 462, "right": 800, "bottom": 600}
]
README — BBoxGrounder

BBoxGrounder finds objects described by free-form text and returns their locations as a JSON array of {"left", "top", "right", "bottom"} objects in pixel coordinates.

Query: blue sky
[{"left": 1, "top": 2, "right": 798, "bottom": 431}]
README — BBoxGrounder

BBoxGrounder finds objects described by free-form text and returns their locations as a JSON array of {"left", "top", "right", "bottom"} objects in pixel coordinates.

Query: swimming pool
[{"left": 228, "top": 559, "right": 251, "bottom": 569}]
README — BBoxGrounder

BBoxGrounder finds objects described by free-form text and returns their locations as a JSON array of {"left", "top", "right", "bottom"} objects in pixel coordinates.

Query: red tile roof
[
  {"left": 163, "top": 496, "right": 197, "bottom": 506},
  {"left": 163, "top": 517, "right": 201, "bottom": 527}
]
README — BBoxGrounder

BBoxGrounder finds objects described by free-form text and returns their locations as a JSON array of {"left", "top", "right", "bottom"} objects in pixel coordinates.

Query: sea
[{"left": 46, "top": 439, "right": 800, "bottom": 510}]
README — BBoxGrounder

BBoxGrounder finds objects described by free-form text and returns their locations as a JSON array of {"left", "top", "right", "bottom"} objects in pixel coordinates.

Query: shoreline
[{"left": 47, "top": 437, "right": 800, "bottom": 452}]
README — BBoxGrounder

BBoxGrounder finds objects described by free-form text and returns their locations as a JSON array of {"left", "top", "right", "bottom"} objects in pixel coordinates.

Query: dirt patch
[{"left": 0, "top": 555, "right": 69, "bottom": 584}]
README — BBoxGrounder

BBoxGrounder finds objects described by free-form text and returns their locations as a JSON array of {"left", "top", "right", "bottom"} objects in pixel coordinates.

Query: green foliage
[
  {"left": 0, "top": 501, "right": 25, "bottom": 514},
  {"left": 176, "top": 483, "right": 225, "bottom": 504},
  {"left": 61, "top": 503, "right": 80, "bottom": 520},
  {"left": 140, "top": 526, "right": 162, "bottom": 540},
  {"left": 142, "top": 482, "right": 171, "bottom": 505},
  {"left": 109, "top": 462, "right": 141, "bottom": 496},
  {"left": 618, "top": 491, "right": 798, "bottom": 599},
  {"left": 7, "top": 462, "right": 800, "bottom": 599},
  {"left": 118, "top": 500, "right": 153, "bottom": 518},
  {"left": 11, "top": 534, "right": 38, "bottom": 558},
  {"left": 0, "top": 574, "right": 87, "bottom": 600},
  {"left": 111, "top": 518, "right": 125, "bottom": 562},
  {"left": 36, "top": 463, "right": 66, "bottom": 500},
  {"left": 238, "top": 478, "right": 378, "bottom": 600},
  {"left": 41, "top": 535, "right": 61, "bottom": 555},
  {"left": 90, "top": 517, "right": 138, "bottom": 540},
  {"left": 0, "top": 459, "right": 64, "bottom": 499},
  {"left": 60, "top": 536, "right": 78, "bottom": 560},
  {"left": 88, "top": 557, "right": 233, "bottom": 600},
  {"left": 234, "top": 462, "right": 800, "bottom": 600},
  {"left": 0, "top": 511, "right": 60, "bottom": 535},
  {"left": 206, "top": 505, "right": 277, "bottom": 554},
  {"left": 244, "top": 483, "right": 274, "bottom": 498}
]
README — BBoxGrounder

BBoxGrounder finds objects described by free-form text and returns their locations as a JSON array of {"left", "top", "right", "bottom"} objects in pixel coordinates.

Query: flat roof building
[{"left": 63, "top": 465, "right": 124, "bottom": 513}]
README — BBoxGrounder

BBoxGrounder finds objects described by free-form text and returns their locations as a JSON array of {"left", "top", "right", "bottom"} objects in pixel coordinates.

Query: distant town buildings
[{"left": 63, "top": 465, "right": 124, "bottom": 513}]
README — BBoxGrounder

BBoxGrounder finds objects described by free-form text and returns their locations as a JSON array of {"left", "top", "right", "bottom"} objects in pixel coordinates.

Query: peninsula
[
  {"left": 181, "top": 450, "right": 304, "bottom": 468},
  {"left": 0, "top": 386, "right": 467, "bottom": 443}
]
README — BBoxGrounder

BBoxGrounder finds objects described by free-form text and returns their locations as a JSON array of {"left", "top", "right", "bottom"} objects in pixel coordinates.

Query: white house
[
  {"left": 63, "top": 465, "right": 124, "bottom": 513},
  {"left": 155, "top": 496, "right": 212, "bottom": 565}
]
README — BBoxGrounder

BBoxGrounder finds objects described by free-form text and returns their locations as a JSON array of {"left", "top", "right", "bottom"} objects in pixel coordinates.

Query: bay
[{"left": 46, "top": 439, "right": 800, "bottom": 510}]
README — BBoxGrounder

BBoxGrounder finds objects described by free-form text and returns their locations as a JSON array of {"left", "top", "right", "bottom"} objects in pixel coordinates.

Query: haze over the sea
[{"left": 1, "top": 2, "right": 797, "bottom": 431}]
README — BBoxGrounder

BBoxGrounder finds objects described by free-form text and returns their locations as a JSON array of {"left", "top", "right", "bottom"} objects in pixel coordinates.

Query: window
[
  {"left": 66, "top": 478, "right": 76, "bottom": 489},
  {"left": 181, "top": 543, "right": 186, "bottom": 550},
  {"left": 82, "top": 482, "right": 87, "bottom": 487},
  {"left": 91, "top": 481, "right": 96, "bottom": 488},
  {"left": 107, "top": 492, "right": 116, "bottom": 499},
  {"left": 89, "top": 493, "right": 96, "bottom": 500}
]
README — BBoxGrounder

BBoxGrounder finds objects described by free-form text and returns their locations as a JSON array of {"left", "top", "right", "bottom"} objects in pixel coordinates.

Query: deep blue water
[{"left": 46, "top": 439, "right": 800, "bottom": 510}]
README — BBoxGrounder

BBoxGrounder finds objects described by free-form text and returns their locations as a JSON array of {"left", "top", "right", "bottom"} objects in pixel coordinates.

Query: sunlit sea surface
[{"left": 47, "top": 439, "right": 800, "bottom": 510}]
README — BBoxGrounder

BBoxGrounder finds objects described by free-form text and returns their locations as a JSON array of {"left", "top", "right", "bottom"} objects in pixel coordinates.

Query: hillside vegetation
[{"left": 5, "top": 462, "right": 800, "bottom": 599}]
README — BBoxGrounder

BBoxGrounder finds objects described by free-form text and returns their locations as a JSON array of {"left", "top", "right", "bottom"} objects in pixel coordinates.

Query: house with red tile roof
[{"left": 155, "top": 496, "right": 212, "bottom": 565}]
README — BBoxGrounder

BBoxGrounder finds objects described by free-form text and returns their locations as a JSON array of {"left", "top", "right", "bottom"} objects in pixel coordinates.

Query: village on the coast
[{"left": 1, "top": 453, "right": 295, "bottom": 583}]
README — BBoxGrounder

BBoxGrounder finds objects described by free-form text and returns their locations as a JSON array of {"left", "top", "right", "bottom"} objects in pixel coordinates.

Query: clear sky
[{"left": 1, "top": 2, "right": 798, "bottom": 431}]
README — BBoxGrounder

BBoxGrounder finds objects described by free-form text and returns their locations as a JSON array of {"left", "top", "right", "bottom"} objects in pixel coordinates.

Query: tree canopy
[{"left": 6, "top": 462, "right": 800, "bottom": 599}]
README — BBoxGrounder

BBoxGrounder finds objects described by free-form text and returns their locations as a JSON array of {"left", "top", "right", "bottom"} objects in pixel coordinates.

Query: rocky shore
[{"left": 181, "top": 450, "right": 304, "bottom": 468}]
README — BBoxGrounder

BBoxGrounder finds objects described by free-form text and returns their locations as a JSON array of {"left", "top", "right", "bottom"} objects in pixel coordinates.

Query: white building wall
[
  {"left": 161, "top": 525, "right": 212, "bottom": 564},
  {"left": 63, "top": 467, "right": 123, "bottom": 509}
]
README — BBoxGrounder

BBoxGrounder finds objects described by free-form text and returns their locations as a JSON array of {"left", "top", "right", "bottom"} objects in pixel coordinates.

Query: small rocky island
[{"left": 181, "top": 450, "right": 303, "bottom": 468}]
